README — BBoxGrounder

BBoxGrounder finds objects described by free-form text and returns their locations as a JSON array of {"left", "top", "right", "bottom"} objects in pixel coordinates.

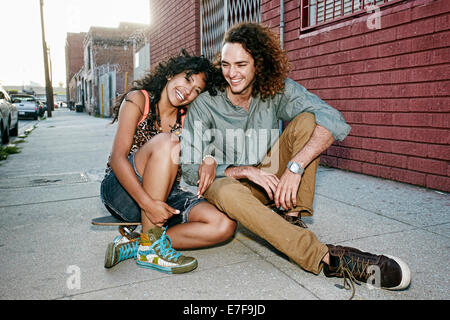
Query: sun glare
[{"left": 0, "top": 0, "right": 150, "bottom": 87}]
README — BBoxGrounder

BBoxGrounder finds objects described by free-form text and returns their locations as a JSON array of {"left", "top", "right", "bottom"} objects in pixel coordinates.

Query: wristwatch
[{"left": 287, "top": 161, "right": 304, "bottom": 175}]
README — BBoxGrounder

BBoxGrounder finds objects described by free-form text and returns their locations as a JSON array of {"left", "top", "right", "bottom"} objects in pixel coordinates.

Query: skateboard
[{"left": 91, "top": 215, "right": 141, "bottom": 238}]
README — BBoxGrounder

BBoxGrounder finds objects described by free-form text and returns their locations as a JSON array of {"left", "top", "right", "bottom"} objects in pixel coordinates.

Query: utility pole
[{"left": 39, "top": 0, "right": 53, "bottom": 117}]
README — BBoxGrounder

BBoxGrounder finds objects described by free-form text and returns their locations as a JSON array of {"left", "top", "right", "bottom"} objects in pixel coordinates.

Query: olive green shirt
[{"left": 180, "top": 78, "right": 351, "bottom": 186}]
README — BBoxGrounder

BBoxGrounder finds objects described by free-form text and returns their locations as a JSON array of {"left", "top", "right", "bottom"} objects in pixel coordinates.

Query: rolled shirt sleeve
[{"left": 276, "top": 78, "right": 351, "bottom": 141}]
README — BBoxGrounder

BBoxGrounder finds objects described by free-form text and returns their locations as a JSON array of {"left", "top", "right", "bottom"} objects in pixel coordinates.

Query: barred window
[
  {"left": 301, "top": 0, "right": 400, "bottom": 30},
  {"left": 227, "top": 0, "right": 261, "bottom": 27},
  {"left": 201, "top": 0, "right": 261, "bottom": 60}
]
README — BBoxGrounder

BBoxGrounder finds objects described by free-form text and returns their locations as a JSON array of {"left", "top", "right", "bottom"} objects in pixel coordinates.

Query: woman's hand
[
  {"left": 197, "top": 156, "right": 217, "bottom": 198},
  {"left": 142, "top": 199, "right": 180, "bottom": 227}
]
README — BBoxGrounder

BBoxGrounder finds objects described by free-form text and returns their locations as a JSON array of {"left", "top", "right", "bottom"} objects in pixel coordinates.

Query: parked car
[
  {"left": 0, "top": 86, "right": 19, "bottom": 144},
  {"left": 10, "top": 93, "right": 39, "bottom": 120}
]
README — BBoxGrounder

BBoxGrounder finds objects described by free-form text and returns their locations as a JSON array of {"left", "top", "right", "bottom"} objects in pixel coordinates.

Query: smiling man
[
  {"left": 220, "top": 42, "right": 256, "bottom": 104},
  {"left": 180, "top": 23, "right": 410, "bottom": 298}
]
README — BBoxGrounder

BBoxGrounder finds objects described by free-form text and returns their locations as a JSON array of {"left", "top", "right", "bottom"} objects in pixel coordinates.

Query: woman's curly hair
[
  {"left": 214, "top": 22, "right": 291, "bottom": 100},
  {"left": 111, "top": 49, "right": 222, "bottom": 123}
]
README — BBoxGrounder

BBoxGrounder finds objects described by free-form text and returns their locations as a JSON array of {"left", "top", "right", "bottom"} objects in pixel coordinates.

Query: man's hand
[
  {"left": 274, "top": 170, "right": 302, "bottom": 211},
  {"left": 197, "top": 156, "right": 217, "bottom": 198},
  {"left": 226, "top": 166, "right": 279, "bottom": 201},
  {"left": 247, "top": 168, "right": 280, "bottom": 201},
  {"left": 273, "top": 124, "right": 334, "bottom": 211}
]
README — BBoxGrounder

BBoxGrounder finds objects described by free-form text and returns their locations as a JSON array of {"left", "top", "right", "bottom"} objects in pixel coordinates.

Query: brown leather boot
[
  {"left": 270, "top": 206, "right": 308, "bottom": 228},
  {"left": 323, "top": 244, "right": 411, "bottom": 299}
]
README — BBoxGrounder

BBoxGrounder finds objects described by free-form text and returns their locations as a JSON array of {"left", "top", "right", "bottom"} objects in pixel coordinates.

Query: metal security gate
[
  {"left": 200, "top": 0, "right": 261, "bottom": 60},
  {"left": 97, "top": 64, "right": 118, "bottom": 117}
]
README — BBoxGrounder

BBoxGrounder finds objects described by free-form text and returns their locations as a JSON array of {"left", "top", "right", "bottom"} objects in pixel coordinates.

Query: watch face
[{"left": 290, "top": 162, "right": 300, "bottom": 173}]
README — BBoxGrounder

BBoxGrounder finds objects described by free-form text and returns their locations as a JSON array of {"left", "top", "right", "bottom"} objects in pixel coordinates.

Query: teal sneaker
[
  {"left": 104, "top": 232, "right": 140, "bottom": 268},
  {"left": 136, "top": 227, "right": 198, "bottom": 274}
]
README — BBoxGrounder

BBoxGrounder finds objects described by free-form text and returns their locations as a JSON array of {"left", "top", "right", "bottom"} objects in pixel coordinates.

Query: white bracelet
[{"left": 202, "top": 154, "right": 216, "bottom": 164}]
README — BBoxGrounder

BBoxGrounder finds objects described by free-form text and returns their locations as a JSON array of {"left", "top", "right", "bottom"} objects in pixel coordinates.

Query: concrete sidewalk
[{"left": 0, "top": 108, "right": 448, "bottom": 300}]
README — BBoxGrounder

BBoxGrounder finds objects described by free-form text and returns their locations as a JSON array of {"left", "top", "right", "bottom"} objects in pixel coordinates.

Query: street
[{"left": 0, "top": 108, "right": 448, "bottom": 300}]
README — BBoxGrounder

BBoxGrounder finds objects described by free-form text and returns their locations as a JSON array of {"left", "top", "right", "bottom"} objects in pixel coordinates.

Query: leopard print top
[{"left": 105, "top": 90, "right": 184, "bottom": 182}]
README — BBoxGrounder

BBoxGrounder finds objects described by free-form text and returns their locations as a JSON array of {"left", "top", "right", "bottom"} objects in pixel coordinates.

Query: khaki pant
[{"left": 204, "top": 113, "right": 328, "bottom": 274}]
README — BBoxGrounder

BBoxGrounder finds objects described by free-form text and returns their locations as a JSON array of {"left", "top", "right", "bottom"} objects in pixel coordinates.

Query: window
[
  {"left": 134, "top": 52, "right": 140, "bottom": 69},
  {"left": 10, "top": 95, "right": 36, "bottom": 102},
  {"left": 227, "top": 0, "right": 261, "bottom": 27},
  {"left": 87, "top": 44, "right": 92, "bottom": 70},
  {"left": 301, "top": 0, "right": 399, "bottom": 30},
  {"left": 134, "top": 43, "right": 150, "bottom": 81},
  {"left": 200, "top": 0, "right": 261, "bottom": 60}
]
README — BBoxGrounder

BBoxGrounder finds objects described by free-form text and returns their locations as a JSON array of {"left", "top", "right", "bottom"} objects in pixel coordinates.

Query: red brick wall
[
  {"left": 93, "top": 44, "right": 134, "bottom": 93},
  {"left": 65, "top": 33, "right": 86, "bottom": 84},
  {"left": 148, "top": 0, "right": 201, "bottom": 69},
  {"left": 65, "top": 32, "right": 86, "bottom": 100},
  {"left": 262, "top": 0, "right": 450, "bottom": 192}
]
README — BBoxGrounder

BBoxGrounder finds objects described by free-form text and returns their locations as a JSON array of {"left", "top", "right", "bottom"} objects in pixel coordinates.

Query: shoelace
[
  {"left": 150, "top": 228, "right": 181, "bottom": 262},
  {"left": 118, "top": 239, "right": 140, "bottom": 262},
  {"left": 336, "top": 254, "right": 371, "bottom": 300}
]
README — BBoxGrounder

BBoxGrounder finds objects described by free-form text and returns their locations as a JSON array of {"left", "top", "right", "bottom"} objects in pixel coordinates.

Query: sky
[{"left": 0, "top": 0, "right": 150, "bottom": 88}]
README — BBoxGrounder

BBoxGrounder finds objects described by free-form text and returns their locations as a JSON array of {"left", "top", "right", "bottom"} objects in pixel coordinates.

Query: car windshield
[{"left": 13, "top": 96, "right": 35, "bottom": 102}]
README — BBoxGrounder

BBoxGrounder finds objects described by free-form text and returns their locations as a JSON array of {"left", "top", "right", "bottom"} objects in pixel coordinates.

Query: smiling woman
[
  {"left": 98, "top": 50, "right": 236, "bottom": 274},
  {"left": 0, "top": 0, "right": 150, "bottom": 87}
]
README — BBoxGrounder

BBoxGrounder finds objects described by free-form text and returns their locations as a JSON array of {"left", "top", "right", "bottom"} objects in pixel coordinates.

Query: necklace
[
  {"left": 152, "top": 99, "right": 183, "bottom": 135},
  {"left": 154, "top": 102, "right": 162, "bottom": 131}
]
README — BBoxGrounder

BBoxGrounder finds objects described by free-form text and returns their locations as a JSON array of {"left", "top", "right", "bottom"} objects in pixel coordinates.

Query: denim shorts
[{"left": 100, "top": 152, "right": 206, "bottom": 228}]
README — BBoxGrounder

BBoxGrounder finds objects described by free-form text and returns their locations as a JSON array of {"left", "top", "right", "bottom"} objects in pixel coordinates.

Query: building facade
[
  {"left": 281, "top": 0, "right": 449, "bottom": 192},
  {"left": 65, "top": 22, "right": 149, "bottom": 116},
  {"left": 147, "top": 0, "right": 449, "bottom": 192},
  {"left": 65, "top": 32, "right": 86, "bottom": 107}
]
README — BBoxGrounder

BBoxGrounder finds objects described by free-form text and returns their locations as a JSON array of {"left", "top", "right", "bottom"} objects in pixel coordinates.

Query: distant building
[
  {"left": 133, "top": 31, "right": 151, "bottom": 82},
  {"left": 66, "top": 22, "right": 149, "bottom": 117},
  {"left": 65, "top": 32, "right": 86, "bottom": 107}
]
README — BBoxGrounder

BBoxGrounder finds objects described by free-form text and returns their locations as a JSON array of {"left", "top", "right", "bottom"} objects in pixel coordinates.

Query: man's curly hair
[
  {"left": 111, "top": 49, "right": 222, "bottom": 123},
  {"left": 215, "top": 22, "right": 291, "bottom": 100}
]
